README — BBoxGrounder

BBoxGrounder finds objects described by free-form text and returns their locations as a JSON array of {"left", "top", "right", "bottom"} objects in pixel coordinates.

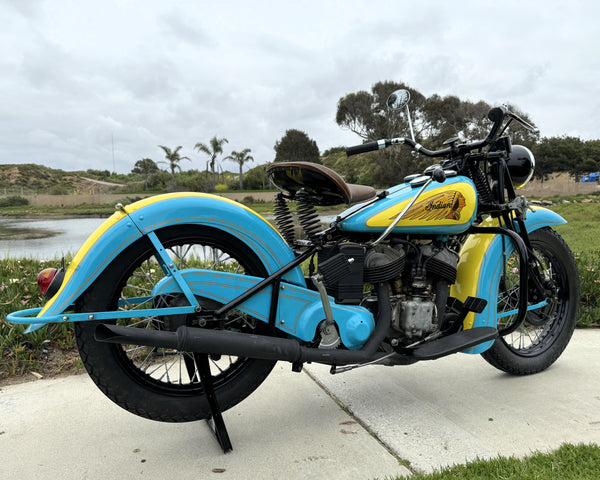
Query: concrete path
[
  {"left": 1, "top": 330, "right": 599, "bottom": 478},
  {"left": 306, "top": 329, "right": 600, "bottom": 473},
  {"left": 0, "top": 364, "right": 408, "bottom": 480}
]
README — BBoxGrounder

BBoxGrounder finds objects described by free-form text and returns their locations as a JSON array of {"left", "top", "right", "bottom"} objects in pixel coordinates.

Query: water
[
  {"left": 0, "top": 215, "right": 340, "bottom": 260},
  {"left": 0, "top": 218, "right": 106, "bottom": 259}
]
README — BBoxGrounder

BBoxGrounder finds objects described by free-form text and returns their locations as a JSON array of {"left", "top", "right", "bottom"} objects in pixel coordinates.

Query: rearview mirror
[
  {"left": 386, "top": 89, "right": 416, "bottom": 142},
  {"left": 386, "top": 89, "right": 411, "bottom": 111}
]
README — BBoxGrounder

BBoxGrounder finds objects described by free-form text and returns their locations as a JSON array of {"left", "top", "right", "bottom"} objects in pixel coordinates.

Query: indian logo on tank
[{"left": 390, "top": 191, "right": 467, "bottom": 221}]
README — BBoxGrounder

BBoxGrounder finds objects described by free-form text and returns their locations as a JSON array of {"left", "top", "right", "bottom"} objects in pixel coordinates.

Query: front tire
[
  {"left": 75, "top": 225, "right": 277, "bottom": 422},
  {"left": 481, "top": 227, "right": 579, "bottom": 375}
]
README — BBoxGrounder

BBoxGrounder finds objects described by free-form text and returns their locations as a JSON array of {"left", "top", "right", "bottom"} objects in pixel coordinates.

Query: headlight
[{"left": 507, "top": 145, "right": 535, "bottom": 189}]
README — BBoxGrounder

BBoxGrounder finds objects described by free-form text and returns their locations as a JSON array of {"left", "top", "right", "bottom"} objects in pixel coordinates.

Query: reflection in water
[{"left": 0, "top": 218, "right": 106, "bottom": 259}]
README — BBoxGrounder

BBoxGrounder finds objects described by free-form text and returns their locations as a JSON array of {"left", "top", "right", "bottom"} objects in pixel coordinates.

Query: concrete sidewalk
[
  {"left": 1, "top": 330, "right": 599, "bottom": 478},
  {"left": 0, "top": 364, "right": 407, "bottom": 480},
  {"left": 307, "top": 329, "right": 600, "bottom": 473}
]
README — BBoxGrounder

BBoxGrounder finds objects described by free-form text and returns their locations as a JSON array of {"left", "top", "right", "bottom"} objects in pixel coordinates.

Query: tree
[
  {"left": 336, "top": 82, "right": 431, "bottom": 185},
  {"left": 274, "top": 129, "right": 320, "bottom": 163},
  {"left": 243, "top": 164, "right": 269, "bottom": 190},
  {"left": 533, "top": 136, "right": 585, "bottom": 181},
  {"left": 336, "top": 81, "right": 427, "bottom": 141},
  {"left": 132, "top": 158, "right": 158, "bottom": 190},
  {"left": 195, "top": 136, "right": 229, "bottom": 191},
  {"left": 225, "top": 148, "right": 254, "bottom": 189},
  {"left": 335, "top": 81, "right": 540, "bottom": 187},
  {"left": 157, "top": 145, "right": 190, "bottom": 183}
]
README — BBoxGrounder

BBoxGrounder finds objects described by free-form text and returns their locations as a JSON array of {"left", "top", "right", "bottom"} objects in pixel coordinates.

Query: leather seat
[{"left": 267, "top": 162, "right": 377, "bottom": 206}]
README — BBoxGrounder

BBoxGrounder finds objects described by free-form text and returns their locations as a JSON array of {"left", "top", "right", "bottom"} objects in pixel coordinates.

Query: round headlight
[{"left": 507, "top": 145, "right": 535, "bottom": 189}]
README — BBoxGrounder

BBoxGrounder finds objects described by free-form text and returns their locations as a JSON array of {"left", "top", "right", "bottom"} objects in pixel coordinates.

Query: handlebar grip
[
  {"left": 346, "top": 141, "right": 381, "bottom": 157},
  {"left": 487, "top": 106, "right": 507, "bottom": 123}
]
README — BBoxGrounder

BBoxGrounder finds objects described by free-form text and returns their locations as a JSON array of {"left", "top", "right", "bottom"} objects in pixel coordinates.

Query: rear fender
[
  {"left": 29, "top": 193, "right": 304, "bottom": 329},
  {"left": 451, "top": 207, "right": 567, "bottom": 354}
]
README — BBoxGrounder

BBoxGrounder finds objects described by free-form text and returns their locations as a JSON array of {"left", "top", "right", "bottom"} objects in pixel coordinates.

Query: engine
[{"left": 317, "top": 240, "right": 459, "bottom": 344}]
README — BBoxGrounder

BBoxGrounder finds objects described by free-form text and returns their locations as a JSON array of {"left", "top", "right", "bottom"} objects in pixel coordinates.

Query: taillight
[{"left": 37, "top": 268, "right": 65, "bottom": 299}]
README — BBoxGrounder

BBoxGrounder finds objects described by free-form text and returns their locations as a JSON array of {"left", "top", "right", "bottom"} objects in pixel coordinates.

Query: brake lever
[{"left": 507, "top": 111, "right": 539, "bottom": 134}]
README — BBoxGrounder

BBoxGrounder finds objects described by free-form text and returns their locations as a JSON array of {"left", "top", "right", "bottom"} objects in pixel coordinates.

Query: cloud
[
  {"left": 1, "top": 0, "right": 600, "bottom": 177},
  {"left": 160, "top": 13, "right": 215, "bottom": 48}
]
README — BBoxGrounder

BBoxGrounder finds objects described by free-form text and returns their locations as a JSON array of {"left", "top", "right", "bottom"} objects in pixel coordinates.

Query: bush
[
  {"left": 576, "top": 251, "right": 600, "bottom": 326},
  {"left": 0, "top": 196, "right": 29, "bottom": 207}
]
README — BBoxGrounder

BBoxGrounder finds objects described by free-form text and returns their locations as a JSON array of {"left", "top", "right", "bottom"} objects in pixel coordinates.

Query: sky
[{"left": 1, "top": 0, "right": 600, "bottom": 174}]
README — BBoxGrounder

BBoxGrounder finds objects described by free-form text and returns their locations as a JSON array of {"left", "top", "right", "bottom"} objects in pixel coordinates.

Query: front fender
[
  {"left": 451, "top": 207, "right": 567, "bottom": 354},
  {"left": 32, "top": 193, "right": 304, "bottom": 328}
]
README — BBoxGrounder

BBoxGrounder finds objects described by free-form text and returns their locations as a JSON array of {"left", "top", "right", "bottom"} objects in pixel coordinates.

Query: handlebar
[
  {"left": 346, "top": 137, "right": 453, "bottom": 158},
  {"left": 345, "top": 140, "right": 385, "bottom": 156},
  {"left": 345, "top": 104, "right": 535, "bottom": 158}
]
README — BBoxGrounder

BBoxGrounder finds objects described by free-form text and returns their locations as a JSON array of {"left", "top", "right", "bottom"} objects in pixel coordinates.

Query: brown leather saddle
[{"left": 266, "top": 162, "right": 377, "bottom": 206}]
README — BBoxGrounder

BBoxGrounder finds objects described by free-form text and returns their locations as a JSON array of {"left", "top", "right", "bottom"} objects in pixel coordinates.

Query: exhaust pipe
[{"left": 95, "top": 283, "right": 408, "bottom": 367}]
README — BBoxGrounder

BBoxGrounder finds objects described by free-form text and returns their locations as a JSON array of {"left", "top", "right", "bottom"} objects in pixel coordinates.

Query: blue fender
[
  {"left": 31, "top": 193, "right": 305, "bottom": 329},
  {"left": 152, "top": 269, "right": 375, "bottom": 349},
  {"left": 450, "top": 207, "right": 567, "bottom": 354}
]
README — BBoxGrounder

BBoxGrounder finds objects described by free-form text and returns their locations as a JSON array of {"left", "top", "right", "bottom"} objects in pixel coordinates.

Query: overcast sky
[{"left": 1, "top": 0, "right": 599, "bottom": 174}]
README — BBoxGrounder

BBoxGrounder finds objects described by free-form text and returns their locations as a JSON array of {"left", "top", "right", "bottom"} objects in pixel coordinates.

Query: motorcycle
[{"left": 8, "top": 90, "right": 579, "bottom": 438}]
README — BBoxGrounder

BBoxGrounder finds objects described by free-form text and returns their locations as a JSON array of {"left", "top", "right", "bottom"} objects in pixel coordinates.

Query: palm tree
[
  {"left": 225, "top": 148, "right": 254, "bottom": 190},
  {"left": 157, "top": 145, "right": 190, "bottom": 184},
  {"left": 194, "top": 136, "right": 228, "bottom": 190}
]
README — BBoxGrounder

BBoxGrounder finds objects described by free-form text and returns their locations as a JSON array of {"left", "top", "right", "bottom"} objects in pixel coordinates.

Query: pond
[
  {"left": 0, "top": 215, "right": 339, "bottom": 260},
  {"left": 0, "top": 218, "right": 106, "bottom": 259}
]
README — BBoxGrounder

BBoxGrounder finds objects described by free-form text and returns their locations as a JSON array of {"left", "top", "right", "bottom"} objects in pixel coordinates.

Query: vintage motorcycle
[{"left": 8, "top": 90, "right": 579, "bottom": 435}]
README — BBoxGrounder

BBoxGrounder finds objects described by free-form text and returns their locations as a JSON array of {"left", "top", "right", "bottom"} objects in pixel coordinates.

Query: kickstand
[{"left": 195, "top": 353, "right": 233, "bottom": 453}]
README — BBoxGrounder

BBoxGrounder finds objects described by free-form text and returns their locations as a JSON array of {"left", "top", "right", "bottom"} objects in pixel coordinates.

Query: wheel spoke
[
  {"left": 495, "top": 236, "right": 569, "bottom": 357},
  {"left": 99, "top": 238, "right": 268, "bottom": 389}
]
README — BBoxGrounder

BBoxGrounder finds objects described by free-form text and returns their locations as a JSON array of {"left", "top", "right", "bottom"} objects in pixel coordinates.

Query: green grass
[
  {"left": 550, "top": 204, "right": 600, "bottom": 326},
  {"left": 0, "top": 257, "right": 76, "bottom": 379},
  {"left": 550, "top": 203, "right": 600, "bottom": 256},
  {"left": 0, "top": 203, "right": 116, "bottom": 217},
  {"left": 390, "top": 443, "right": 600, "bottom": 480}
]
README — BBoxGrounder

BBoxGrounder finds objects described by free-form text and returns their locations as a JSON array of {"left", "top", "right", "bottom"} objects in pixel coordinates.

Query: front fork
[
  {"left": 469, "top": 219, "right": 551, "bottom": 335},
  {"left": 512, "top": 218, "right": 557, "bottom": 321}
]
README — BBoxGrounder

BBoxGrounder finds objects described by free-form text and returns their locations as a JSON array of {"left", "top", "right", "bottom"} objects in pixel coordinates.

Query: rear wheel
[
  {"left": 481, "top": 227, "right": 579, "bottom": 375},
  {"left": 75, "top": 225, "right": 277, "bottom": 422}
]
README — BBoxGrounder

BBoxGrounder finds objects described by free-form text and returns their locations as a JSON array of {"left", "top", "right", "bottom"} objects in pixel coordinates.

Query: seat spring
[
  {"left": 273, "top": 193, "right": 296, "bottom": 246},
  {"left": 295, "top": 190, "right": 321, "bottom": 242}
]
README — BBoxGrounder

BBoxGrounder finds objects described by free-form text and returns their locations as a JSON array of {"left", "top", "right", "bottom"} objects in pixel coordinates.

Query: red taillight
[
  {"left": 37, "top": 268, "right": 64, "bottom": 299},
  {"left": 37, "top": 268, "right": 58, "bottom": 294}
]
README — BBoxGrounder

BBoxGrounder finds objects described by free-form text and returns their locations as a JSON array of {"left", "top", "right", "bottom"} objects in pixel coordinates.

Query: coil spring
[
  {"left": 467, "top": 163, "right": 493, "bottom": 204},
  {"left": 273, "top": 193, "right": 296, "bottom": 246},
  {"left": 295, "top": 190, "right": 321, "bottom": 243}
]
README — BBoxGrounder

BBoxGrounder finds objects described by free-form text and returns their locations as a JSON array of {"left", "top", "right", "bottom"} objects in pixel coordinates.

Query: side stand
[{"left": 195, "top": 353, "right": 233, "bottom": 453}]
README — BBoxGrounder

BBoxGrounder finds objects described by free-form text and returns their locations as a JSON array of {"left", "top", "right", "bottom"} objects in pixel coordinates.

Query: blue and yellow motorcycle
[{"left": 8, "top": 90, "right": 579, "bottom": 429}]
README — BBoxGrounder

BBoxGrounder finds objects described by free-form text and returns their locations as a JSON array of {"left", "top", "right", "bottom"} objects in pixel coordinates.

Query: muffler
[{"left": 94, "top": 283, "right": 407, "bottom": 367}]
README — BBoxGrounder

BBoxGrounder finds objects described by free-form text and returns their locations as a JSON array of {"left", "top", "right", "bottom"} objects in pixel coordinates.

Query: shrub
[
  {"left": 576, "top": 251, "right": 600, "bottom": 327},
  {"left": 0, "top": 196, "right": 29, "bottom": 207}
]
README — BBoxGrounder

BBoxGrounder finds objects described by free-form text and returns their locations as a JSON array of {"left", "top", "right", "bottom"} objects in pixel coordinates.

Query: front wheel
[
  {"left": 481, "top": 227, "right": 579, "bottom": 375},
  {"left": 75, "top": 225, "right": 277, "bottom": 422}
]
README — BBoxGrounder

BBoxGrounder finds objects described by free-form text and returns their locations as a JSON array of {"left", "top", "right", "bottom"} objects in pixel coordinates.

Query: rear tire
[
  {"left": 481, "top": 227, "right": 579, "bottom": 375},
  {"left": 75, "top": 225, "right": 277, "bottom": 422}
]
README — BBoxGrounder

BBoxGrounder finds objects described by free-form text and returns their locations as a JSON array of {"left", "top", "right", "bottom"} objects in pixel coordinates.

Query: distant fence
[
  {"left": 0, "top": 191, "right": 277, "bottom": 207},
  {"left": 521, "top": 179, "right": 600, "bottom": 197}
]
